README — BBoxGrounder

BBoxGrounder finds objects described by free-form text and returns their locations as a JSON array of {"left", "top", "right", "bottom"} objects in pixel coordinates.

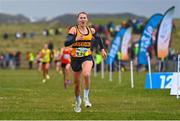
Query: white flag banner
[
  {"left": 157, "top": 6, "right": 175, "bottom": 59},
  {"left": 121, "top": 27, "right": 132, "bottom": 61}
]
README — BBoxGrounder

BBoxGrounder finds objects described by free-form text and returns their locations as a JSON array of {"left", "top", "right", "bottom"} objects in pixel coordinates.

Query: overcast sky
[{"left": 0, "top": 0, "right": 179, "bottom": 19}]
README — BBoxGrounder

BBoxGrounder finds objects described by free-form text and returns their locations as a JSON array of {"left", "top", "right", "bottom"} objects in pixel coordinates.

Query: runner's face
[
  {"left": 44, "top": 44, "right": 48, "bottom": 49},
  {"left": 77, "top": 13, "right": 88, "bottom": 27}
]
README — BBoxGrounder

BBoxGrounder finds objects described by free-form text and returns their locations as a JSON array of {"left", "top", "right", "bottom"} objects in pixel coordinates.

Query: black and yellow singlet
[{"left": 71, "top": 26, "right": 93, "bottom": 58}]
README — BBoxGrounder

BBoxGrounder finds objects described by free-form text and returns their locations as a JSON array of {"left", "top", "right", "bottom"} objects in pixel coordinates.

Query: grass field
[{"left": 0, "top": 69, "right": 180, "bottom": 120}]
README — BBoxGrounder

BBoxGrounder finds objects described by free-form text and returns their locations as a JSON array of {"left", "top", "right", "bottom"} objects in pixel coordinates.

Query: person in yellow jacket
[
  {"left": 27, "top": 51, "right": 35, "bottom": 69},
  {"left": 95, "top": 52, "right": 102, "bottom": 72},
  {"left": 38, "top": 43, "right": 52, "bottom": 83}
]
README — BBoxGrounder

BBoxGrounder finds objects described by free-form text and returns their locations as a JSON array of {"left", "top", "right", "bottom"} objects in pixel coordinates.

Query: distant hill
[
  {"left": 0, "top": 12, "right": 146, "bottom": 25},
  {"left": 49, "top": 13, "right": 147, "bottom": 26},
  {"left": 0, "top": 13, "right": 30, "bottom": 24}
]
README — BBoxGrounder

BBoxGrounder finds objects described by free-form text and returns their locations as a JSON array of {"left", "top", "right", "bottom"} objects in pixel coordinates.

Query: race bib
[
  {"left": 63, "top": 54, "right": 70, "bottom": 59},
  {"left": 76, "top": 48, "right": 89, "bottom": 57}
]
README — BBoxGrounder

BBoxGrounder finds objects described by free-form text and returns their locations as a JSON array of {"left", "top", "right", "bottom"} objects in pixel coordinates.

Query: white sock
[
  {"left": 84, "top": 89, "right": 89, "bottom": 99},
  {"left": 76, "top": 95, "right": 81, "bottom": 103}
]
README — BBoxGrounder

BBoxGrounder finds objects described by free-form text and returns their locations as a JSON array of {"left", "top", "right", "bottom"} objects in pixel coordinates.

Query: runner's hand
[{"left": 101, "top": 49, "right": 107, "bottom": 59}]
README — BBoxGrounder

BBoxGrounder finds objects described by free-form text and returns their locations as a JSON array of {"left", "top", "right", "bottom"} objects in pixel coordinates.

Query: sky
[{"left": 0, "top": 0, "right": 179, "bottom": 19}]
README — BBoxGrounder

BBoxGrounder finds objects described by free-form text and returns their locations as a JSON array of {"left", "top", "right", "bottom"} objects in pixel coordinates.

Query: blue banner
[
  {"left": 145, "top": 72, "right": 173, "bottom": 89},
  {"left": 106, "top": 28, "right": 126, "bottom": 65},
  {"left": 138, "top": 14, "right": 163, "bottom": 65}
]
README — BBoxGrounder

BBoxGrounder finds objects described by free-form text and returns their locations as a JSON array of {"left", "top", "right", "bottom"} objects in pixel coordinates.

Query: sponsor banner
[
  {"left": 145, "top": 72, "right": 173, "bottom": 89},
  {"left": 170, "top": 73, "right": 180, "bottom": 95},
  {"left": 138, "top": 14, "right": 163, "bottom": 65},
  {"left": 106, "top": 28, "right": 126, "bottom": 65},
  {"left": 121, "top": 28, "right": 132, "bottom": 61},
  {"left": 157, "top": 6, "right": 175, "bottom": 59}
]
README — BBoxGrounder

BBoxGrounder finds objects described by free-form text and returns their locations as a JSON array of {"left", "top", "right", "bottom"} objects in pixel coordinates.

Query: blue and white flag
[
  {"left": 157, "top": 6, "right": 175, "bottom": 59},
  {"left": 106, "top": 28, "right": 126, "bottom": 65},
  {"left": 138, "top": 14, "right": 163, "bottom": 65}
]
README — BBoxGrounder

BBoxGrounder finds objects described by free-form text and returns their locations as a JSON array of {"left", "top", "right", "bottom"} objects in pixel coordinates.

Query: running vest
[
  {"left": 61, "top": 48, "right": 71, "bottom": 64},
  {"left": 41, "top": 49, "right": 51, "bottom": 63},
  {"left": 29, "top": 52, "right": 35, "bottom": 61},
  {"left": 71, "top": 26, "right": 93, "bottom": 57},
  {"left": 53, "top": 49, "right": 60, "bottom": 61}
]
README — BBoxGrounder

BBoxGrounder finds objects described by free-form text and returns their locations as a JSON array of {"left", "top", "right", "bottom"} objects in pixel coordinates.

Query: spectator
[
  {"left": 43, "top": 29, "right": 49, "bottom": 36},
  {"left": 0, "top": 53, "right": 4, "bottom": 68},
  {"left": 3, "top": 32, "right": 9, "bottom": 40},
  {"left": 14, "top": 51, "right": 22, "bottom": 69},
  {"left": 94, "top": 52, "right": 102, "bottom": 72},
  {"left": 15, "top": 32, "right": 21, "bottom": 39},
  {"left": 4, "top": 53, "right": 10, "bottom": 68},
  {"left": 26, "top": 51, "right": 35, "bottom": 69}
]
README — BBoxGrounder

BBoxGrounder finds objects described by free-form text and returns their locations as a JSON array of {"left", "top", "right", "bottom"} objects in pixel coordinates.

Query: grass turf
[{"left": 0, "top": 69, "right": 180, "bottom": 120}]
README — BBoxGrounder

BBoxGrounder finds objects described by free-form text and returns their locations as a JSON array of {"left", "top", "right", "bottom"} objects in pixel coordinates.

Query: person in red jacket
[{"left": 60, "top": 47, "right": 71, "bottom": 89}]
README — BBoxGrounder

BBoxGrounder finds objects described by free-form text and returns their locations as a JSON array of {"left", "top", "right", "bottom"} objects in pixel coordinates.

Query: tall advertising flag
[
  {"left": 121, "top": 27, "right": 132, "bottom": 61},
  {"left": 106, "top": 28, "right": 126, "bottom": 65},
  {"left": 157, "top": 6, "right": 175, "bottom": 59},
  {"left": 138, "top": 14, "right": 163, "bottom": 65}
]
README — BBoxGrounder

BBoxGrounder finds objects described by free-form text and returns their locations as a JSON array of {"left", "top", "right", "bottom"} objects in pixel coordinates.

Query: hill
[
  {"left": 0, "top": 13, "right": 30, "bottom": 24},
  {"left": 49, "top": 13, "right": 147, "bottom": 26},
  {"left": 0, "top": 12, "right": 146, "bottom": 25}
]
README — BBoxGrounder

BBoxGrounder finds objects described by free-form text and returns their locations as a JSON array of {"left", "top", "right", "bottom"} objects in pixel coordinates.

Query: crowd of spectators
[
  {"left": 0, "top": 18, "right": 178, "bottom": 72},
  {"left": 0, "top": 51, "right": 22, "bottom": 69},
  {"left": 1, "top": 28, "right": 62, "bottom": 40}
]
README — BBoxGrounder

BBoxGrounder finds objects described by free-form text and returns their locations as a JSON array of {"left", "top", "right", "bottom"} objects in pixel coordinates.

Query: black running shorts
[{"left": 71, "top": 55, "right": 94, "bottom": 72}]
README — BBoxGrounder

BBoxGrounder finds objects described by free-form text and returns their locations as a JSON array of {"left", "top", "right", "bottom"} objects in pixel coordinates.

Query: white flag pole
[
  {"left": 94, "top": 62, "right": 97, "bottom": 77},
  {"left": 130, "top": 60, "right": 134, "bottom": 88},
  {"left": 177, "top": 54, "right": 180, "bottom": 99},
  {"left": 118, "top": 60, "right": 121, "bottom": 84},
  {"left": 147, "top": 52, "right": 152, "bottom": 89},
  {"left": 109, "top": 63, "right": 112, "bottom": 81},
  {"left": 158, "top": 59, "right": 161, "bottom": 72},
  {"left": 101, "top": 59, "right": 104, "bottom": 79}
]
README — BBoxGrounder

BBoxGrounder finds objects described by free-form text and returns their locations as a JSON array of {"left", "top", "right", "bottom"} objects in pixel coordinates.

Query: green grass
[
  {"left": 0, "top": 69, "right": 180, "bottom": 120},
  {"left": 90, "top": 18, "right": 123, "bottom": 25}
]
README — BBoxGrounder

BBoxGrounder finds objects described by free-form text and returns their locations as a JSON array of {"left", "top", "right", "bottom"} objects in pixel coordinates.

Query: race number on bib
[
  {"left": 63, "top": 54, "right": 70, "bottom": 59},
  {"left": 76, "top": 48, "right": 89, "bottom": 57}
]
